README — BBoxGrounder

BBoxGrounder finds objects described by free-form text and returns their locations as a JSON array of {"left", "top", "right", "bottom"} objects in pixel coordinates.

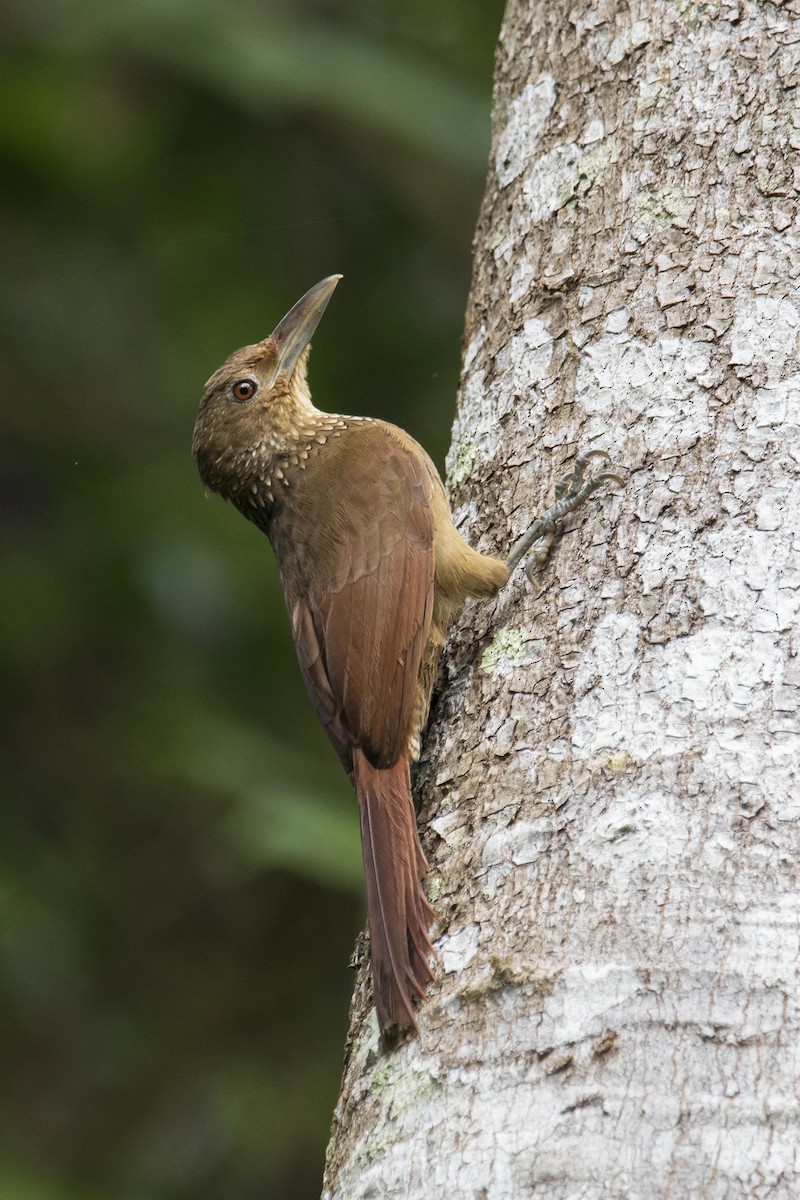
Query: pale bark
[{"left": 323, "top": 0, "right": 800, "bottom": 1196}]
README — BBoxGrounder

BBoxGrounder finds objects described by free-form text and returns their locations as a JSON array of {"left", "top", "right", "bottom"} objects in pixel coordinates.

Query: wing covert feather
[{"left": 278, "top": 424, "right": 436, "bottom": 769}]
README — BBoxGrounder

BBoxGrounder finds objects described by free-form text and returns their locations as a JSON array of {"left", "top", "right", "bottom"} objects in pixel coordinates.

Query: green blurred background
[{"left": 0, "top": 2, "right": 502, "bottom": 1196}]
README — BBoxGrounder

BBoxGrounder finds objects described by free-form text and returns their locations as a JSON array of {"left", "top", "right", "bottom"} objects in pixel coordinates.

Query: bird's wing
[{"left": 279, "top": 423, "right": 436, "bottom": 770}]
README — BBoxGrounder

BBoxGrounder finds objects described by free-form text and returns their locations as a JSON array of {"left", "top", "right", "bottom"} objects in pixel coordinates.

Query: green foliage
[
  {"left": 0, "top": 0, "right": 502, "bottom": 1196},
  {"left": 158, "top": 708, "right": 364, "bottom": 890}
]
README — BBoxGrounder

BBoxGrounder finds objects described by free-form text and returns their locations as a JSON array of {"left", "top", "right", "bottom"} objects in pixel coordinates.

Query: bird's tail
[{"left": 353, "top": 750, "right": 436, "bottom": 1034}]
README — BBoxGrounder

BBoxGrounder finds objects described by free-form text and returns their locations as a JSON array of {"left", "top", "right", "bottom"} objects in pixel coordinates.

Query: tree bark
[{"left": 323, "top": 0, "right": 800, "bottom": 1195}]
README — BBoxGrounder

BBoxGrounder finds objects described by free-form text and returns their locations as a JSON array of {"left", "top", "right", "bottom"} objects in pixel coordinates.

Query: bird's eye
[{"left": 231, "top": 378, "right": 258, "bottom": 403}]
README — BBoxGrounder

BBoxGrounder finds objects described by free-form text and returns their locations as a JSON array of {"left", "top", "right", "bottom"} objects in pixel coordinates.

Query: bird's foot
[{"left": 507, "top": 449, "right": 625, "bottom": 582}]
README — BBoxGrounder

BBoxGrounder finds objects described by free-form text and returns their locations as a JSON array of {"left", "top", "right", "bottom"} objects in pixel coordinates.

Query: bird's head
[{"left": 192, "top": 274, "right": 342, "bottom": 496}]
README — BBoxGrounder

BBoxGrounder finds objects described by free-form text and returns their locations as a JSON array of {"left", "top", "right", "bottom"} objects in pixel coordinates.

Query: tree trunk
[{"left": 322, "top": 0, "right": 800, "bottom": 1195}]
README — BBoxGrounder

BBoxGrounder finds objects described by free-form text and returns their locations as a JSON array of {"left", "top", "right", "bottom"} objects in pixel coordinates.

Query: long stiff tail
[{"left": 353, "top": 750, "right": 436, "bottom": 1033}]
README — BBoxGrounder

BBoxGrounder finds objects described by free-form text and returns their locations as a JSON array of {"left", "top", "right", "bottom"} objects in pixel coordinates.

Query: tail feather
[{"left": 354, "top": 750, "right": 436, "bottom": 1033}]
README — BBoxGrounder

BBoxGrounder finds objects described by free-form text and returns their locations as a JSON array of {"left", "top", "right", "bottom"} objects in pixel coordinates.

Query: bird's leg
[{"left": 507, "top": 449, "right": 625, "bottom": 583}]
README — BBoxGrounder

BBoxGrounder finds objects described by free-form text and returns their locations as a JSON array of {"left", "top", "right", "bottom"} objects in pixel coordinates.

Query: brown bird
[{"left": 192, "top": 276, "right": 620, "bottom": 1035}]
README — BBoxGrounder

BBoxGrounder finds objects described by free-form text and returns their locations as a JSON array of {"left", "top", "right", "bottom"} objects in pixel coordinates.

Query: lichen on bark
[{"left": 323, "top": 0, "right": 800, "bottom": 1195}]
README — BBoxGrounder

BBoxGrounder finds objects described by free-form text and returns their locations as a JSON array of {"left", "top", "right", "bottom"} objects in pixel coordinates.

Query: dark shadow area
[{"left": 0, "top": 1, "right": 503, "bottom": 1196}]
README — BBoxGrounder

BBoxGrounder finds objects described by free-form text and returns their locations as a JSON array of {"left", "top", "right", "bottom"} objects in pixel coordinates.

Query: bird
[{"left": 192, "top": 275, "right": 621, "bottom": 1035}]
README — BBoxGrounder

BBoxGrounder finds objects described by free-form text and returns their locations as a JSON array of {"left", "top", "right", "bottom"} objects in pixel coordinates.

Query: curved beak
[{"left": 271, "top": 274, "right": 342, "bottom": 380}]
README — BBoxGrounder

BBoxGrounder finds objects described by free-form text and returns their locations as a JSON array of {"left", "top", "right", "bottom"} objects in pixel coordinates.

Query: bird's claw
[{"left": 507, "top": 448, "right": 625, "bottom": 581}]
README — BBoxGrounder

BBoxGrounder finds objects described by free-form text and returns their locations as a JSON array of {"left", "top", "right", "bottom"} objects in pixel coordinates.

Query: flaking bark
[{"left": 323, "top": 0, "right": 800, "bottom": 1195}]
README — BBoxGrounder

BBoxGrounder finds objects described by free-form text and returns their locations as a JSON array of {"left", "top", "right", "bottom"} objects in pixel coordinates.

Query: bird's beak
[{"left": 270, "top": 274, "right": 342, "bottom": 381}]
